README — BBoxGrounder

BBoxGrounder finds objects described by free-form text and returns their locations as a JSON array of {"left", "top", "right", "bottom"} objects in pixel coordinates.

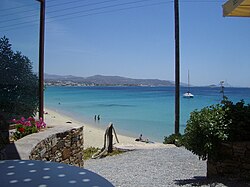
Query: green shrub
[
  {"left": 163, "top": 133, "right": 184, "bottom": 147},
  {"left": 184, "top": 104, "right": 230, "bottom": 160},
  {"left": 183, "top": 99, "right": 250, "bottom": 160},
  {"left": 222, "top": 99, "right": 250, "bottom": 141}
]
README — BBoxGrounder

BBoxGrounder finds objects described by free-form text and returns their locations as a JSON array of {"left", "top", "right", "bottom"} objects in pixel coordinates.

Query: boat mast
[{"left": 188, "top": 70, "right": 190, "bottom": 93}]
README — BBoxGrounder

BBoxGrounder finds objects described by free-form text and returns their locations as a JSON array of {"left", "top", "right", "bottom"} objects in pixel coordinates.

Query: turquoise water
[{"left": 45, "top": 86, "right": 250, "bottom": 142}]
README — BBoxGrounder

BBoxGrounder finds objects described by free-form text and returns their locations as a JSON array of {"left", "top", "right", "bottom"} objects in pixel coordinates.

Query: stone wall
[
  {"left": 207, "top": 142, "right": 250, "bottom": 180},
  {"left": 2, "top": 124, "right": 84, "bottom": 168},
  {"left": 30, "top": 127, "right": 84, "bottom": 167}
]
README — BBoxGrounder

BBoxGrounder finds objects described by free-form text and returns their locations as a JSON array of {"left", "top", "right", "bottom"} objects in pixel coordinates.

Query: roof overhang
[{"left": 223, "top": 0, "right": 250, "bottom": 17}]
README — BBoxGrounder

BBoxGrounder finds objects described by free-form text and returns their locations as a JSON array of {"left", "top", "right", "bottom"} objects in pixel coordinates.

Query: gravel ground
[{"left": 85, "top": 147, "right": 250, "bottom": 187}]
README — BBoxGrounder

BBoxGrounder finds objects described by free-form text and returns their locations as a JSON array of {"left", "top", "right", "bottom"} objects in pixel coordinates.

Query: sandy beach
[{"left": 44, "top": 108, "right": 173, "bottom": 150}]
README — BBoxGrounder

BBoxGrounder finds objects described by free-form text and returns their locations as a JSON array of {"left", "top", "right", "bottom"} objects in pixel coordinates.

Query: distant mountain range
[
  {"left": 44, "top": 74, "right": 235, "bottom": 87},
  {"left": 45, "top": 74, "right": 186, "bottom": 87},
  {"left": 208, "top": 82, "right": 232, "bottom": 88}
]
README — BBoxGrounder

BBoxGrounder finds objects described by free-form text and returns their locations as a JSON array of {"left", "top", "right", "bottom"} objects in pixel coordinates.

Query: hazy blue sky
[{"left": 1, "top": 0, "right": 250, "bottom": 87}]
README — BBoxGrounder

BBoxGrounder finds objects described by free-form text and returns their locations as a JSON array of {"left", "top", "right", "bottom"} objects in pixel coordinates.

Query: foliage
[
  {"left": 83, "top": 147, "right": 100, "bottom": 160},
  {"left": 222, "top": 99, "right": 250, "bottom": 141},
  {"left": 184, "top": 104, "right": 230, "bottom": 160},
  {"left": 83, "top": 147, "right": 125, "bottom": 160},
  {"left": 183, "top": 99, "right": 250, "bottom": 160},
  {"left": 107, "top": 148, "right": 125, "bottom": 157},
  {"left": 12, "top": 117, "right": 46, "bottom": 140},
  {"left": 0, "top": 36, "right": 39, "bottom": 121},
  {"left": 163, "top": 133, "right": 184, "bottom": 147}
]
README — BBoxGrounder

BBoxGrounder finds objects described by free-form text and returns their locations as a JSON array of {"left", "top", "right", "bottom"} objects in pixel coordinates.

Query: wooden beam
[
  {"left": 174, "top": 0, "right": 180, "bottom": 134},
  {"left": 38, "top": 0, "right": 45, "bottom": 119}
]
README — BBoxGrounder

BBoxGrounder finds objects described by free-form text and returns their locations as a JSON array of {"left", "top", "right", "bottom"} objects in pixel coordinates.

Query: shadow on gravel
[{"left": 175, "top": 176, "right": 250, "bottom": 187}]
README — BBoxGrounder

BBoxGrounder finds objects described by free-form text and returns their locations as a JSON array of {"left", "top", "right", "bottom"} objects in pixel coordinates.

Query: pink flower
[
  {"left": 24, "top": 121, "right": 32, "bottom": 127},
  {"left": 12, "top": 118, "right": 23, "bottom": 125},
  {"left": 41, "top": 121, "right": 46, "bottom": 128},
  {"left": 35, "top": 117, "right": 46, "bottom": 129},
  {"left": 28, "top": 117, "right": 35, "bottom": 122},
  {"left": 40, "top": 117, "right": 46, "bottom": 128},
  {"left": 35, "top": 121, "right": 41, "bottom": 128}
]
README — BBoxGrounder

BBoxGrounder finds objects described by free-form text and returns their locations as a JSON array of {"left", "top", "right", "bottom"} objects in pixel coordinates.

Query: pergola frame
[
  {"left": 36, "top": 0, "right": 45, "bottom": 119},
  {"left": 174, "top": 0, "right": 180, "bottom": 134},
  {"left": 34, "top": 0, "right": 180, "bottom": 134}
]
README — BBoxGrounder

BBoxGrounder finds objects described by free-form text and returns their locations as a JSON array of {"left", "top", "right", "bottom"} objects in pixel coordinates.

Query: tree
[{"left": 0, "top": 36, "right": 39, "bottom": 123}]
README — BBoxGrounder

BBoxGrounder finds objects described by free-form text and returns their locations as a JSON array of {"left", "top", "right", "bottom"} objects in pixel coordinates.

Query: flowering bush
[{"left": 12, "top": 117, "right": 46, "bottom": 140}]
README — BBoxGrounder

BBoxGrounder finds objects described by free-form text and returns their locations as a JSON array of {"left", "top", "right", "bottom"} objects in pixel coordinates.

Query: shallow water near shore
[{"left": 45, "top": 86, "right": 250, "bottom": 142}]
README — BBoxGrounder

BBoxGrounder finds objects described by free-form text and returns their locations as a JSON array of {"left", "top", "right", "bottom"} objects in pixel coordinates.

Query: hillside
[{"left": 45, "top": 74, "right": 177, "bottom": 86}]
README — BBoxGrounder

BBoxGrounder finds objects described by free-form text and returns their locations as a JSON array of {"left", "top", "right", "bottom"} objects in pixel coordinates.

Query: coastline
[{"left": 44, "top": 108, "right": 173, "bottom": 150}]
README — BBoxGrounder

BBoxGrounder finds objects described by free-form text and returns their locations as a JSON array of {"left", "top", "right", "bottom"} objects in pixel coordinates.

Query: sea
[{"left": 45, "top": 86, "right": 250, "bottom": 142}]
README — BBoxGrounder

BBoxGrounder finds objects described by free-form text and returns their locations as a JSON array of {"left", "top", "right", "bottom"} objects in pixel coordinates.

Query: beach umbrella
[{"left": 223, "top": 0, "right": 250, "bottom": 17}]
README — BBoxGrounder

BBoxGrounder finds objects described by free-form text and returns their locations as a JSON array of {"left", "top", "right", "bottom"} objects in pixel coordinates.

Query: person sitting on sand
[
  {"left": 135, "top": 134, "right": 142, "bottom": 141},
  {"left": 135, "top": 134, "right": 149, "bottom": 143}
]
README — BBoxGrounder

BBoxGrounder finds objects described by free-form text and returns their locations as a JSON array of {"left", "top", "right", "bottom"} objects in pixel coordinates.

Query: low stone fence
[
  {"left": 3, "top": 124, "right": 84, "bottom": 167},
  {"left": 207, "top": 142, "right": 250, "bottom": 180}
]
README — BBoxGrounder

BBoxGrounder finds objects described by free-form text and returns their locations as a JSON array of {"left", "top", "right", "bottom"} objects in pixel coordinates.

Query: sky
[{"left": 1, "top": 0, "right": 250, "bottom": 87}]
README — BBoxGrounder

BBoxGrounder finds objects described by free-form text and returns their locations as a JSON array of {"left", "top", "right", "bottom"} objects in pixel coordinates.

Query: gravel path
[{"left": 85, "top": 147, "right": 250, "bottom": 187}]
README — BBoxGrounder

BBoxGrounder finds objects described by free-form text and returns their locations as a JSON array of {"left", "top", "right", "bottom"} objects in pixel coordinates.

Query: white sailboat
[{"left": 183, "top": 70, "right": 194, "bottom": 98}]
